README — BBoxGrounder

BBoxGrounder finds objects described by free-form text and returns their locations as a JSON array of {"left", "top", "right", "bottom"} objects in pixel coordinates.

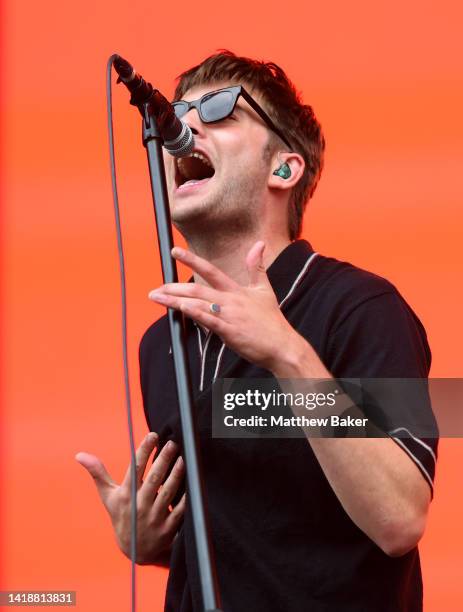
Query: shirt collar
[{"left": 266, "top": 239, "right": 315, "bottom": 305}]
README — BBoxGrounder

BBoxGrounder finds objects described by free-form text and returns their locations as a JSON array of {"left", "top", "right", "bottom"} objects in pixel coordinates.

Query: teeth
[
  {"left": 190, "top": 151, "right": 213, "bottom": 168},
  {"left": 177, "top": 151, "right": 213, "bottom": 179}
]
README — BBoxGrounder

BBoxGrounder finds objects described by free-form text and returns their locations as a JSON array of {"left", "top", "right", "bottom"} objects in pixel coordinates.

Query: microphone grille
[{"left": 163, "top": 122, "right": 195, "bottom": 158}]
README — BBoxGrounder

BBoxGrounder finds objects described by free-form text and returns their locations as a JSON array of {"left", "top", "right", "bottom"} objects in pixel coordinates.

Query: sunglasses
[{"left": 172, "top": 85, "right": 292, "bottom": 150}]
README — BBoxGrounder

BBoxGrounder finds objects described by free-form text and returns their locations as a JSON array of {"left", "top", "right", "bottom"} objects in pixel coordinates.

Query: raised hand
[
  {"left": 75, "top": 433, "right": 185, "bottom": 565},
  {"left": 148, "top": 241, "right": 303, "bottom": 373}
]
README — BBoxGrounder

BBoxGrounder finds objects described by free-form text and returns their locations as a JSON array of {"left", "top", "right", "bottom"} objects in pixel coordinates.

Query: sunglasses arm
[{"left": 240, "top": 88, "right": 293, "bottom": 150}]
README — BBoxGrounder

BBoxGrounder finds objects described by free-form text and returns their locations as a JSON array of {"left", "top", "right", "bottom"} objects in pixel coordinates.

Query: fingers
[
  {"left": 75, "top": 452, "right": 116, "bottom": 504},
  {"left": 152, "top": 456, "right": 185, "bottom": 519},
  {"left": 165, "top": 493, "right": 186, "bottom": 533},
  {"left": 138, "top": 440, "right": 180, "bottom": 507},
  {"left": 149, "top": 282, "right": 220, "bottom": 303},
  {"left": 178, "top": 301, "right": 230, "bottom": 336},
  {"left": 149, "top": 292, "right": 231, "bottom": 336},
  {"left": 171, "top": 247, "right": 237, "bottom": 291},
  {"left": 149, "top": 294, "right": 206, "bottom": 313},
  {"left": 120, "top": 432, "right": 158, "bottom": 490},
  {"left": 246, "top": 241, "right": 267, "bottom": 287}
]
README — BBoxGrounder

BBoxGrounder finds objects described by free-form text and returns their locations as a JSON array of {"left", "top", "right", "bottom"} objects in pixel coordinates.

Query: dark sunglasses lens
[
  {"left": 200, "top": 90, "right": 235, "bottom": 122},
  {"left": 172, "top": 101, "right": 189, "bottom": 119}
]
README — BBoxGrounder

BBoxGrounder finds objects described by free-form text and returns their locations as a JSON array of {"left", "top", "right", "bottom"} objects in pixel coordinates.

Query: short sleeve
[{"left": 326, "top": 290, "right": 438, "bottom": 493}]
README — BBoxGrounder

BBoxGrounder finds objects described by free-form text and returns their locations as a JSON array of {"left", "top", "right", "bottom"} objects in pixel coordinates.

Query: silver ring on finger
[{"left": 209, "top": 302, "right": 221, "bottom": 314}]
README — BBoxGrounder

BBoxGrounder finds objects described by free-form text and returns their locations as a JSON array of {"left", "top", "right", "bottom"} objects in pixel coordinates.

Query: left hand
[{"left": 148, "top": 241, "right": 301, "bottom": 372}]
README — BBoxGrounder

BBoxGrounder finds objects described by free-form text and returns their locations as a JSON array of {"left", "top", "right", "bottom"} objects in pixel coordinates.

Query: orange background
[{"left": 2, "top": 1, "right": 462, "bottom": 610}]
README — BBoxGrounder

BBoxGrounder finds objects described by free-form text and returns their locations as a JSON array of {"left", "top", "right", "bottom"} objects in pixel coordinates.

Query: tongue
[{"left": 180, "top": 178, "right": 210, "bottom": 187}]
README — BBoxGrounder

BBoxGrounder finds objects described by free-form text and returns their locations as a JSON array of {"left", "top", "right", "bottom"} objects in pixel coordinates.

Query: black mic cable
[{"left": 106, "top": 53, "right": 138, "bottom": 612}]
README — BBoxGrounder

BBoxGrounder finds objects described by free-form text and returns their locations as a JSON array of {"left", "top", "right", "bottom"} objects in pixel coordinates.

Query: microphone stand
[{"left": 141, "top": 103, "right": 223, "bottom": 612}]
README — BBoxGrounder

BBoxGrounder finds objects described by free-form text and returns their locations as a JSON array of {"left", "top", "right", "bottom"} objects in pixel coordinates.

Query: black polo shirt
[{"left": 139, "top": 239, "right": 437, "bottom": 612}]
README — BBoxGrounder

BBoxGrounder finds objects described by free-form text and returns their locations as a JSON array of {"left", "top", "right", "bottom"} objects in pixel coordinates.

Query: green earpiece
[{"left": 273, "top": 163, "right": 291, "bottom": 179}]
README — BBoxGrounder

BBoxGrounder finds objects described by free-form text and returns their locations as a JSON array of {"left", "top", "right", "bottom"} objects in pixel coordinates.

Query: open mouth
[{"left": 175, "top": 150, "right": 215, "bottom": 190}]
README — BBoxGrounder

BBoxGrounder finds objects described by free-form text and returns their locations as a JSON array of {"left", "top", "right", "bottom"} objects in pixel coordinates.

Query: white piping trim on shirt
[
  {"left": 391, "top": 436, "right": 434, "bottom": 491},
  {"left": 204, "top": 250, "right": 320, "bottom": 389},
  {"left": 389, "top": 427, "right": 437, "bottom": 463},
  {"left": 213, "top": 343, "right": 227, "bottom": 384},
  {"left": 196, "top": 325, "right": 203, "bottom": 359},
  {"left": 278, "top": 252, "right": 319, "bottom": 309},
  {"left": 199, "top": 331, "right": 213, "bottom": 392}
]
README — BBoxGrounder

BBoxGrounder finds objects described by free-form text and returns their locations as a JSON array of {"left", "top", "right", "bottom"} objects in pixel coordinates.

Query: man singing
[{"left": 77, "top": 51, "right": 437, "bottom": 611}]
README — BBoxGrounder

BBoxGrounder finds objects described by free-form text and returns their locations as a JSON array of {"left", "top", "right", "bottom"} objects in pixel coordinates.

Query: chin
[{"left": 170, "top": 197, "right": 218, "bottom": 232}]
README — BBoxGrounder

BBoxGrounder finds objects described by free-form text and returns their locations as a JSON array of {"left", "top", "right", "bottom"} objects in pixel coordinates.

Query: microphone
[{"left": 113, "top": 55, "right": 194, "bottom": 157}]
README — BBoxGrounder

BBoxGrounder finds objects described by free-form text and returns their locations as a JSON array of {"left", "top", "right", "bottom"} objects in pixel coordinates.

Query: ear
[{"left": 268, "top": 151, "right": 305, "bottom": 192}]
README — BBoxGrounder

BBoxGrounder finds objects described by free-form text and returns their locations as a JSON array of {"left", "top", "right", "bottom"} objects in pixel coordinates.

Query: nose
[{"left": 182, "top": 108, "right": 206, "bottom": 139}]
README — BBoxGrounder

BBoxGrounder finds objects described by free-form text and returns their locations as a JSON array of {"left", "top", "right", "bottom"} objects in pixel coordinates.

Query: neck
[{"left": 186, "top": 229, "right": 291, "bottom": 286}]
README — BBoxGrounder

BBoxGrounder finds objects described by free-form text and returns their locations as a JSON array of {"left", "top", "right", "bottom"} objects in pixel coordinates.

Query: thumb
[
  {"left": 75, "top": 452, "right": 116, "bottom": 503},
  {"left": 246, "top": 241, "right": 268, "bottom": 287}
]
